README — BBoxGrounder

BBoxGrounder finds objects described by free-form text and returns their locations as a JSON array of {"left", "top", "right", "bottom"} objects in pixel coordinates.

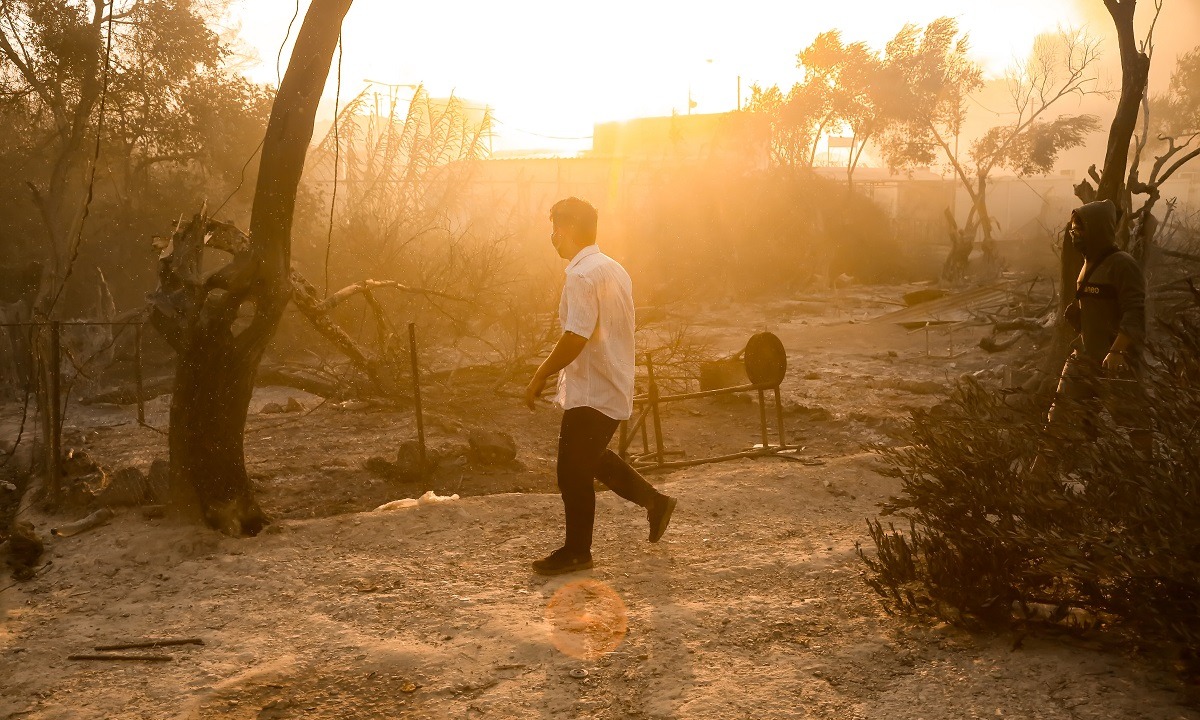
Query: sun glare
[{"left": 230, "top": 0, "right": 1085, "bottom": 154}]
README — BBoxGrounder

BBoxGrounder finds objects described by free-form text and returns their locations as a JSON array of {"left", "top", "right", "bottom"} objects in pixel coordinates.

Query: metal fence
[{"left": 1, "top": 318, "right": 156, "bottom": 498}]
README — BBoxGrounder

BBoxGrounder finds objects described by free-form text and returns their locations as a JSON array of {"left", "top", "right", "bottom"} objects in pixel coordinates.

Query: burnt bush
[{"left": 859, "top": 313, "right": 1200, "bottom": 661}]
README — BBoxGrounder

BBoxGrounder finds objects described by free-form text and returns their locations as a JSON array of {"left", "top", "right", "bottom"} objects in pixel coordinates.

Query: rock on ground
[{"left": 468, "top": 428, "right": 518, "bottom": 466}]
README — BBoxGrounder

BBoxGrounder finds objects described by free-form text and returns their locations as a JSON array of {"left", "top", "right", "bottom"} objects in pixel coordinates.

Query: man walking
[{"left": 525, "top": 197, "right": 676, "bottom": 576}]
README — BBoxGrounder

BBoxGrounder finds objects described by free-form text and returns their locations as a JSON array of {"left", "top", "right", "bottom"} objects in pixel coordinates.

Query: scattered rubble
[
  {"left": 334, "top": 400, "right": 372, "bottom": 412},
  {"left": 56, "top": 450, "right": 164, "bottom": 509},
  {"left": 395, "top": 440, "right": 430, "bottom": 479},
  {"left": 97, "top": 466, "right": 149, "bottom": 507},
  {"left": 786, "top": 402, "right": 834, "bottom": 422},
  {"left": 261, "top": 397, "right": 306, "bottom": 415},
  {"left": 366, "top": 438, "right": 473, "bottom": 480},
  {"left": 5, "top": 520, "right": 43, "bottom": 580},
  {"left": 886, "top": 379, "right": 947, "bottom": 395},
  {"left": 59, "top": 449, "right": 109, "bottom": 508},
  {"left": 468, "top": 428, "right": 518, "bottom": 466}
]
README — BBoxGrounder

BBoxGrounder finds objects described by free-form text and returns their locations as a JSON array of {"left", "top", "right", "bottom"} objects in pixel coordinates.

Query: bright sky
[{"left": 222, "top": 0, "right": 1188, "bottom": 154}]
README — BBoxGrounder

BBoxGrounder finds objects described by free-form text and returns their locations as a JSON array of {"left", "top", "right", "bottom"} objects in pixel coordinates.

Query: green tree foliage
[
  {"left": 973, "top": 115, "right": 1101, "bottom": 177},
  {"left": 744, "top": 80, "right": 832, "bottom": 171},
  {"left": 797, "top": 30, "right": 889, "bottom": 188},
  {"left": 1150, "top": 47, "right": 1200, "bottom": 138},
  {"left": 882, "top": 21, "right": 1101, "bottom": 277},
  {"left": 0, "top": 0, "right": 271, "bottom": 308}
]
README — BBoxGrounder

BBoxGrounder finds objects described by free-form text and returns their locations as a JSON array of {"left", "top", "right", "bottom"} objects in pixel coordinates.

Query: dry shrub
[
  {"left": 860, "top": 312, "right": 1200, "bottom": 664},
  {"left": 277, "top": 86, "right": 544, "bottom": 381}
]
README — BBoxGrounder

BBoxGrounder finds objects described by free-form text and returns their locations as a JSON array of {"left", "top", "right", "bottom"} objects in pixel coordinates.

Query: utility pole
[
  {"left": 485, "top": 104, "right": 493, "bottom": 155},
  {"left": 737, "top": 75, "right": 742, "bottom": 112}
]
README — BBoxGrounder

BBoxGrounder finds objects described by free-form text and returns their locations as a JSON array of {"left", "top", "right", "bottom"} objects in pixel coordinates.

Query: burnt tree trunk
[
  {"left": 1060, "top": 2, "right": 1148, "bottom": 295},
  {"left": 975, "top": 176, "right": 1002, "bottom": 273},
  {"left": 150, "top": 0, "right": 354, "bottom": 535},
  {"left": 941, "top": 207, "right": 978, "bottom": 282},
  {"left": 1096, "top": 0, "right": 1150, "bottom": 207}
]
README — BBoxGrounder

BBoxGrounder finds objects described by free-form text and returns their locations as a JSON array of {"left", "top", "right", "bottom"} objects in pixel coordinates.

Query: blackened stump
[{"left": 150, "top": 0, "right": 355, "bottom": 535}]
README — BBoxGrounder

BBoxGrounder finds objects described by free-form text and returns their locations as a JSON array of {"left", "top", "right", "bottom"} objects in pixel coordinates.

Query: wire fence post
[
  {"left": 774, "top": 386, "right": 787, "bottom": 449},
  {"left": 757, "top": 388, "right": 769, "bottom": 450},
  {"left": 646, "top": 354, "right": 666, "bottom": 465},
  {"left": 408, "top": 322, "right": 427, "bottom": 477},
  {"left": 134, "top": 323, "right": 145, "bottom": 425},
  {"left": 47, "top": 321, "right": 62, "bottom": 500}
]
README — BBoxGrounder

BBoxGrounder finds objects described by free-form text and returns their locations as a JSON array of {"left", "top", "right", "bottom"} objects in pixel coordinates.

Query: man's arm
[
  {"left": 524, "top": 332, "right": 588, "bottom": 410},
  {"left": 527, "top": 271, "right": 598, "bottom": 410}
]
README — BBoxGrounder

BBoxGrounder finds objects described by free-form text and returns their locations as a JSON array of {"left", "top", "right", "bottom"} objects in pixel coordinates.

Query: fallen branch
[
  {"left": 50, "top": 508, "right": 114, "bottom": 538},
  {"left": 256, "top": 364, "right": 343, "bottom": 398},
  {"left": 992, "top": 318, "right": 1047, "bottom": 334},
  {"left": 318, "top": 279, "right": 464, "bottom": 312},
  {"left": 1162, "top": 248, "right": 1200, "bottom": 264},
  {"left": 980, "top": 331, "right": 1026, "bottom": 353},
  {"left": 68, "top": 654, "right": 172, "bottom": 662},
  {"left": 81, "top": 374, "right": 173, "bottom": 405},
  {"left": 200, "top": 218, "right": 448, "bottom": 399},
  {"left": 94, "top": 638, "right": 204, "bottom": 651}
]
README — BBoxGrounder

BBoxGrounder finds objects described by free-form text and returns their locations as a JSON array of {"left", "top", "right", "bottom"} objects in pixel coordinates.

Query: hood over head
[{"left": 1070, "top": 200, "right": 1120, "bottom": 258}]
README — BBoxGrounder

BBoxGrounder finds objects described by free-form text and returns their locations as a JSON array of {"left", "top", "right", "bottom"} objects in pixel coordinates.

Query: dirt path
[{"left": 2, "top": 453, "right": 1192, "bottom": 719}]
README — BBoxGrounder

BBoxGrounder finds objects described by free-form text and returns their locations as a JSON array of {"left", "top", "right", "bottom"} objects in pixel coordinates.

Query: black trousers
[{"left": 558, "top": 406, "right": 661, "bottom": 554}]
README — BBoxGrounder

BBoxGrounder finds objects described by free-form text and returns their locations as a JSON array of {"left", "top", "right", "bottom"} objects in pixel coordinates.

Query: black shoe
[
  {"left": 531, "top": 547, "right": 593, "bottom": 576},
  {"left": 648, "top": 494, "right": 677, "bottom": 543}
]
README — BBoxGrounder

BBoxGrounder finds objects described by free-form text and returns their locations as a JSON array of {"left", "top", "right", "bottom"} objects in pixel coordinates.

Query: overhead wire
[
  {"left": 275, "top": 0, "right": 301, "bottom": 84},
  {"left": 967, "top": 94, "right": 1014, "bottom": 117},
  {"left": 324, "top": 33, "right": 343, "bottom": 297},
  {"left": 500, "top": 125, "right": 594, "bottom": 141},
  {"left": 212, "top": 0, "right": 302, "bottom": 218},
  {"left": 45, "top": 0, "right": 116, "bottom": 316}
]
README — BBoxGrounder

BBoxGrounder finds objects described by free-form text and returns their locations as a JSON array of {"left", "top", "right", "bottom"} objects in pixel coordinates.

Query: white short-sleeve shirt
[{"left": 555, "top": 245, "right": 636, "bottom": 421}]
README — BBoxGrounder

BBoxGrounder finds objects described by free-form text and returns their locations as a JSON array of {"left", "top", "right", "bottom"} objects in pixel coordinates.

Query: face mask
[{"left": 1068, "top": 219, "right": 1088, "bottom": 254}]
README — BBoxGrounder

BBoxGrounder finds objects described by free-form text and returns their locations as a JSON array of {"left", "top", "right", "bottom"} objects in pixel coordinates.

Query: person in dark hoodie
[{"left": 1048, "top": 199, "right": 1149, "bottom": 451}]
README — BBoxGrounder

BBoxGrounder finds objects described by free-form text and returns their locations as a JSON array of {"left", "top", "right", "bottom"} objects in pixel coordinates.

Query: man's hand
[
  {"left": 523, "top": 332, "right": 589, "bottom": 412},
  {"left": 1102, "top": 351, "right": 1129, "bottom": 376},
  {"left": 524, "top": 372, "right": 548, "bottom": 411}
]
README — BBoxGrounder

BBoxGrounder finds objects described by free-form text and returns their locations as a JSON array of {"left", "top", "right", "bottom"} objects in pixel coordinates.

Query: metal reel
[{"left": 743, "top": 332, "right": 787, "bottom": 388}]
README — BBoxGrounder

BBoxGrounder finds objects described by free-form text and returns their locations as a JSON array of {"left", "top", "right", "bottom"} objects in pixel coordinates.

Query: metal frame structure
[{"left": 618, "top": 334, "right": 799, "bottom": 473}]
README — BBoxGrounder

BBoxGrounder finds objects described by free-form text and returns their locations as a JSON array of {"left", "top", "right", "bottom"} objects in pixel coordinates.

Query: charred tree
[
  {"left": 1043, "top": 0, "right": 1151, "bottom": 389},
  {"left": 1095, "top": 0, "right": 1152, "bottom": 206},
  {"left": 149, "top": 0, "right": 353, "bottom": 535},
  {"left": 1062, "top": 1, "right": 1151, "bottom": 284},
  {"left": 941, "top": 207, "right": 979, "bottom": 282}
]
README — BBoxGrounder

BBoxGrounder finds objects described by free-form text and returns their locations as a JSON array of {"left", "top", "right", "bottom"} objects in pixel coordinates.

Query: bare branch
[{"left": 316, "top": 279, "right": 465, "bottom": 313}]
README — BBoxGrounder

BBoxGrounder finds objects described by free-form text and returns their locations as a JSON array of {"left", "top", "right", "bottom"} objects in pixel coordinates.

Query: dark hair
[{"left": 549, "top": 197, "right": 598, "bottom": 243}]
